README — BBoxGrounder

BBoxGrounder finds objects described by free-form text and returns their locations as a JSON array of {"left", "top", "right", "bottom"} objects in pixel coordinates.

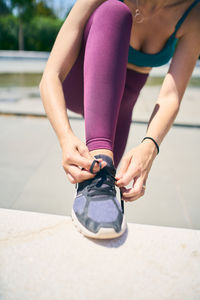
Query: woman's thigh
[
  {"left": 62, "top": 43, "right": 85, "bottom": 116},
  {"left": 62, "top": 0, "right": 132, "bottom": 116}
]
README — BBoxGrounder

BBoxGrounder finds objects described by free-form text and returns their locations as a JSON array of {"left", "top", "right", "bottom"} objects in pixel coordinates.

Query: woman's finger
[
  {"left": 67, "top": 154, "right": 106, "bottom": 174},
  {"left": 67, "top": 173, "right": 76, "bottom": 184},
  {"left": 63, "top": 168, "right": 76, "bottom": 184},
  {"left": 123, "top": 191, "right": 145, "bottom": 202},
  {"left": 77, "top": 143, "right": 93, "bottom": 160},
  {"left": 115, "top": 156, "right": 131, "bottom": 183},
  {"left": 121, "top": 192, "right": 145, "bottom": 202},
  {"left": 76, "top": 144, "right": 107, "bottom": 173},
  {"left": 66, "top": 164, "right": 97, "bottom": 183},
  {"left": 116, "top": 160, "right": 139, "bottom": 188},
  {"left": 121, "top": 176, "right": 146, "bottom": 200},
  {"left": 123, "top": 176, "right": 143, "bottom": 198}
]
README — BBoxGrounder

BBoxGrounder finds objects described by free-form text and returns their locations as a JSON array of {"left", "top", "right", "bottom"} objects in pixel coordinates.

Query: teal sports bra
[{"left": 119, "top": 0, "right": 200, "bottom": 67}]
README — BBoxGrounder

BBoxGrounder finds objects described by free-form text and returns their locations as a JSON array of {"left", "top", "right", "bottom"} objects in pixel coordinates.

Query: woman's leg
[
  {"left": 63, "top": 0, "right": 133, "bottom": 160},
  {"left": 62, "top": 39, "right": 85, "bottom": 116},
  {"left": 113, "top": 69, "right": 149, "bottom": 168},
  {"left": 83, "top": 0, "right": 132, "bottom": 155}
]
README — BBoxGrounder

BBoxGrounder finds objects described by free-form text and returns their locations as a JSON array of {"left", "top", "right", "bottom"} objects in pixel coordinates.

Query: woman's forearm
[
  {"left": 39, "top": 26, "right": 83, "bottom": 148},
  {"left": 144, "top": 95, "right": 180, "bottom": 152},
  {"left": 116, "top": 92, "right": 181, "bottom": 198},
  {"left": 40, "top": 75, "right": 73, "bottom": 149}
]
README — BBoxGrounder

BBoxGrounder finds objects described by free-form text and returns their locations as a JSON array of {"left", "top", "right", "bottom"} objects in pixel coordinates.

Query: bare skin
[
  {"left": 125, "top": 0, "right": 196, "bottom": 73},
  {"left": 39, "top": 0, "right": 200, "bottom": 198},
  {"left": 116, "top": 0, "right": 200, "bottom": 200}
]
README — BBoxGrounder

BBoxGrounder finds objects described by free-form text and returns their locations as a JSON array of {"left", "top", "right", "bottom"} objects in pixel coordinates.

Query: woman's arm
[
  {"left": 116, "top": 17, "right": 200, "bottom": 201},
  {"left": 40, "top": 0, "right": 106, "bottom": 147},
  {"left": 40, "top": 0, "right": 107, "bottom": 183},
  {"left": 145, "top": 27, "right": 200, "bottom": 148}
]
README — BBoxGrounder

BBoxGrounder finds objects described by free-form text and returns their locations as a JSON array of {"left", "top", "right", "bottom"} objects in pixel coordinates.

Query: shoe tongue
[{"left": 94, "top": 154, "right": 116, "bottom": 176}]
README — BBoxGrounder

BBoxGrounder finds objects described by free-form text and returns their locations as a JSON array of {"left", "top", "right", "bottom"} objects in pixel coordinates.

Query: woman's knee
[
  {"left": 97, "top": 0, "right": 132, "bottom": 24},
  {"left": 85, "top": 0, "right": 132, "bottom": 35}
]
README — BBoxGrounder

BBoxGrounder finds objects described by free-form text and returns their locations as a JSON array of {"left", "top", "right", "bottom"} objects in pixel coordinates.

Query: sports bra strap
[{"left": 174, "top": 0, "right": 200, "bottom": 34}]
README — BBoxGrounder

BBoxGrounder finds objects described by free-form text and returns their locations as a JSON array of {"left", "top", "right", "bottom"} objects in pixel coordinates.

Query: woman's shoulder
[
  {"left": 179, "top": 2, "right": 200, "bottom": 38},
  {"left": 192, "top": 2, "right": 200, "bottom": 27},
  {"left": 174, "top": 2, "right": 200, "bottom": 61},
  {"left": 189, "top": 1, "right": 200, "bottom": 26}
]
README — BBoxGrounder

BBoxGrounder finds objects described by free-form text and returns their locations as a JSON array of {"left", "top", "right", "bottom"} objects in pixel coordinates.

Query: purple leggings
[{"left": 62, "top": 0, "right": 148, "bottom": 168}]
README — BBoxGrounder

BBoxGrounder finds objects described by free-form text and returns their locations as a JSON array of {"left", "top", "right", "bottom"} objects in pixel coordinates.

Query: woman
[{"left": 40, "top": 0, "right": 200, "bottom": 239}]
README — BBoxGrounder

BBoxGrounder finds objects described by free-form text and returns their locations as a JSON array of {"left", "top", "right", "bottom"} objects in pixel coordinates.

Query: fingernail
[
  {"left": 116, "top": 173, "right": 121, "bottom": 179},
  {"left": 116, "top": 178, "right": 122, "bottom": 184}
]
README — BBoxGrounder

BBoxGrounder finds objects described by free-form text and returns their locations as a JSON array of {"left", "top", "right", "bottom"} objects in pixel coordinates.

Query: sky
[
  {"left": 5, "top": 0, "right": 76, "bottom": 19},
  {"left": 50, "top": 0, "right": 76, "bottom": 19}
]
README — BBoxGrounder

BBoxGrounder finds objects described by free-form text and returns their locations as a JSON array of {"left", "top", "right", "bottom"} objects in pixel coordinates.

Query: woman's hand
[
  {"left": 115, "top": 140, "right": 157, "bottom": 201},
  {"left": 61, "top": 131, "right": 107, "bottom": 184}
]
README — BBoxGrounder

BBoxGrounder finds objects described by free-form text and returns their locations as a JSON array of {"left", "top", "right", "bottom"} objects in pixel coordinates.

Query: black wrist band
[{"left": 142, "top": 137, "right": 159, "bottom": 154}]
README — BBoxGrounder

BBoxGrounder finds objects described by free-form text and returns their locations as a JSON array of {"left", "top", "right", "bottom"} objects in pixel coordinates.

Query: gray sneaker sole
[{"left": 71, "top": 208, "right": 127, "bottom": 239}]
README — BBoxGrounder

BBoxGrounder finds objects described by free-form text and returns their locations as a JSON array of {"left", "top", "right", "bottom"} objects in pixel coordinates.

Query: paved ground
[
  {"left": 0, "top": 85, "right": 200, "bottom": 126},
  {"left": 0, "top": 52, "right": 199, "bottom": 230},
  {"left": 0, "top": 107, "right": 200, "bottom": 230}
]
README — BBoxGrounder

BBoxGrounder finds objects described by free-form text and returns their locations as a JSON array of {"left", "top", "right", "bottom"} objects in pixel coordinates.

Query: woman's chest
[{"left": 123, "top": 0, "right": 188, "bottom": 54}]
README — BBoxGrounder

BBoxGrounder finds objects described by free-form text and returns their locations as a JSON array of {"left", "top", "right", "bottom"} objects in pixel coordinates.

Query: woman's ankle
[{"left": 89, "top": 149, "right": 114, "bottom": 162}]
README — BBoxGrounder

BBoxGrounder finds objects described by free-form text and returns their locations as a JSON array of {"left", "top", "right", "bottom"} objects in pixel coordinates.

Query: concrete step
[{"left": 0, "top": 208, "right": 199, "bottom": 300}]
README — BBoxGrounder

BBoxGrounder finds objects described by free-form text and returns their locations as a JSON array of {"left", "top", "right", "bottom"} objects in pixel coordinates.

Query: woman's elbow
[{"left": 39, "top": 73, "right": 57, "bottom": 90}]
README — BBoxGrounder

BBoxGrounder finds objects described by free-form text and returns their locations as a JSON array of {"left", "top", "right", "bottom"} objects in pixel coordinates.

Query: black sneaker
[{"left": 71, "top": 154, "right": 127, "bottom": 239}]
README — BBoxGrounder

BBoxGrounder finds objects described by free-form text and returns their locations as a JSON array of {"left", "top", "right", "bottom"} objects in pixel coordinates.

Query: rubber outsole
[{"left": 71, "top": 208, "right": 127, "bottom": 239}]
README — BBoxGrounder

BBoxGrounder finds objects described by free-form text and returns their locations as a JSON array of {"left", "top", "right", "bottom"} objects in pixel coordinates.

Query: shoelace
[
  {"left": 76, "top": 161, "right": 124, "bottom": 214},
  {"left": 87, "top": 169, "right": 116, "bottom": 197},
  {"left": 80, "top": 169, "right": 124, "bottom": 214},
  {"left": 105, "top": 169, "right": 124, "bottom": 214},
  {"left": 100, "top": 166, "right": 124, "bottom": 214}
]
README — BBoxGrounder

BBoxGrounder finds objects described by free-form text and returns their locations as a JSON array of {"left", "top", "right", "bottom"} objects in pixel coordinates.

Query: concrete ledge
[
  {"left": 0, "top": 208, "right": 199, "bottom": 300},
  {"left": 0, "top": 50, "right": 199, "bottom": 76},
  {"left": 0, "top": 50, "right": 49, "bottom": 60}
]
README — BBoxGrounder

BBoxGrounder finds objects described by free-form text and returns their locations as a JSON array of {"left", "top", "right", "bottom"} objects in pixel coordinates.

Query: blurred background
[
  {"left": 0, "top": 0, "right": 200, "bottom": 230},
  {"left": 0, "top": 0, "right": 75, "bottom": 51}
]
